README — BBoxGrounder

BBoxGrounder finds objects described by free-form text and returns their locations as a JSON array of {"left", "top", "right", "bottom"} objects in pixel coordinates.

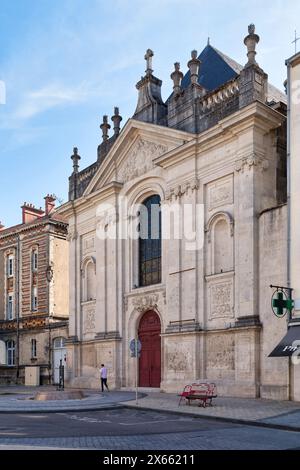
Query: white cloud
[{"left": 14, "top": 82, "right": 95, "bottom": 120}]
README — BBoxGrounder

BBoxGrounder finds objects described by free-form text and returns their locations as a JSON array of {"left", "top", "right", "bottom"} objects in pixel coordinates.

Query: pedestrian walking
[{"left": 100, "top": 364, "right": 109, "bottom": 392}]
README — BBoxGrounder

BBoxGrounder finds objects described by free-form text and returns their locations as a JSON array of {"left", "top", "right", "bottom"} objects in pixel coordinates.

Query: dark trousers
[{"left": 101, "top": 378, "right": 109, "bottom": 392}]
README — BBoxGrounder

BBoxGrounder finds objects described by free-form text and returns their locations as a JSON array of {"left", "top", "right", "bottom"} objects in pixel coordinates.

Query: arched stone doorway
[{"left": 138, "top": 310, "right": 161, "bottom": 388}]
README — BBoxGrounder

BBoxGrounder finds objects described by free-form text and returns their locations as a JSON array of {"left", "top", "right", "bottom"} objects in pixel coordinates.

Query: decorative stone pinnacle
[
  {"left": 111, "top": 107, "right": 123, "bottom": 137},
  {"left": 248, "top": 24, "right": 255, "bottom": 35},
  {"left": 71, "top": 147, "right": 81, "bottom": 174},
  {"left": 244, "top": 23, "right": 260, "bottom": 67},
  {"left": 188, "top": 50, "right": 201, "bottom": 85},
  {"left": 100, "top": 115, "right": 111, "bottom": 142},
  {"left": 171, "top": 62, "right": 183, "bottom": 96},
  {"left": 144, "top": 48, "right": 154, "bottom": 75}
]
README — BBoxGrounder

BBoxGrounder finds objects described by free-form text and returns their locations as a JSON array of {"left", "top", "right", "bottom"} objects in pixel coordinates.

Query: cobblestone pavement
[{"left": 0, "top": 410, "right": 299, "bottom": 450}]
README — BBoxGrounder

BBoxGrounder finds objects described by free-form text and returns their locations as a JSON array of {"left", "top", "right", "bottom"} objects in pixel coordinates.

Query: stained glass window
[{"left": 139, "top": 195, "right": 161, "bottom": 287}]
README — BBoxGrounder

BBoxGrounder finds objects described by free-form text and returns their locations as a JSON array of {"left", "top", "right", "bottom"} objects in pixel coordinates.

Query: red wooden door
[{"left": 138, "top": 311, "right": 161, "bottom": 388}]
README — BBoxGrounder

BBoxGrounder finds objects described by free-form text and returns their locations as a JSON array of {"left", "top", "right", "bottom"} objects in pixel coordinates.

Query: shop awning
[{"left": 269, "top": 325, "right": 300, "bottom": 357}]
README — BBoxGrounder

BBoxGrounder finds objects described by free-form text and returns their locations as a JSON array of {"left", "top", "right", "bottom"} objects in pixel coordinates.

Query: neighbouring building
[
  {"left": 58, "top": 25, "right": 300, "bottom": 400},
  {"left": 0, "top": 195, "right": 69, "bottom": 385}
]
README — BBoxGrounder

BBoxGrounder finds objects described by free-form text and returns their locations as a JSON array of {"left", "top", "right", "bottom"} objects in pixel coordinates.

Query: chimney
[
  {"left": 22, "top": 203, "right": 45, "bottom": 224},
  {"left": 44, "top": 194, "right": 56, "bottom": 215}
]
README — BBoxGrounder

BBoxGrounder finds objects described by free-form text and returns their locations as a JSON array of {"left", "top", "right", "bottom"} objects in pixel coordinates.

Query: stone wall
[{"left": 259, "top": 205, "right": 289, "bottom": 400}]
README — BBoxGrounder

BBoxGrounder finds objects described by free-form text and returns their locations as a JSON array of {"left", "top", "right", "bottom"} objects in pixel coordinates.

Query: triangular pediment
[
  {"left": 117, "top": 138, "right": 168, "bottom": 183},
  {"left": 83, "top": 119, "right": 193, "bottom": 196}
]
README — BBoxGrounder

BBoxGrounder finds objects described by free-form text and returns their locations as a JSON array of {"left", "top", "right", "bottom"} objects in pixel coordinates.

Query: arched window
[
  {"left": 31, "top": 247, "right": 38, "bottom": 312},
  {"left": 31, "top": 248, "right": 38, "bottom": 272},
  {"left": 6, "top": 340, "right": 15, "bottom": 366},
  {"left": 139, "top": 195, "right": 162, "bottom": 287}
]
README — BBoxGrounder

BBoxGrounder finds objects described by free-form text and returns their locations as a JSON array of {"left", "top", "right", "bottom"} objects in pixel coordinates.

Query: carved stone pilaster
[
  {"left": 66, "top": 229, "right": 78, "bottom": 242},
  {"left": 235, "top": 153, "right": 269, "bottom": 173},
  {"left": 132, "top": 293, "right": 159, "bottom": 313},
  {"left": 165, "top": 178, "right": 199, "bottom": 202}
]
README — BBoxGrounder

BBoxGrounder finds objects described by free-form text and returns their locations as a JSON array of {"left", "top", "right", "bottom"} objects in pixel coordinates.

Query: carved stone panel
[
  {"left": 82, "top": 302, "right": 96, "bottom": 338},
  {"left": 208, "top": 276, "right": 234, "bottom": 320},
  {"left": 207, "top": 176, "right": 233, "bottom": 211},
  {"left": 236, "top": 334, "right": 252, "bottom": 377},
  {"left": 166, "top": 341, "right": 193, "bottom": 373},
  {"left": 84, "top": 310, "right": 96, "bottom": 333},
  {"left": 132, "top": 293, "right": 159, "bottom": 314},
  {"left": 207, "top": 333, "right": 235, "bottom": 370},
  {"left": 118, "top": 139, "right": 168, "bottom": 183},
  {"left": 82, "top": 235, "right": 95, "bottom": 254},
  {"left": 96, "top": 344, "right": 114, "bottom": 371}
]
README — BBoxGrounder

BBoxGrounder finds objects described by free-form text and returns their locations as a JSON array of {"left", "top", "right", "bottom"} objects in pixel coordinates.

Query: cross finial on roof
[
  {"left": 207, "top": 37, "right": 210, "bottom": 46},
  {"left": 292, "top": 30, "right": 300, "bottom": 55},
  {"left": 144, "top": 49, "right": 154, "bottom": 75}
]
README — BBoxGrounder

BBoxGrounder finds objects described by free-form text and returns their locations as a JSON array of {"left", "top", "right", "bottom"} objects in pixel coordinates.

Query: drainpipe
[
  {"left": 47, "top": 226, "right": 52, "bottom": 385},
  {"left": 287, "top": 62, "right": 292, "bottom": 315},
  {"left": 286, "top": 60, "right": 292, "bottom": 401},
  {"left": 16, "top": 234, "right": 21, "bottom": 383}
]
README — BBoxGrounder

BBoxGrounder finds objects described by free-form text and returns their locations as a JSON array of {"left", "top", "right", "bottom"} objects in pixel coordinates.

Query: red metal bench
[{"left": 178, "top": 383, "right": 217, "bottom": 407}]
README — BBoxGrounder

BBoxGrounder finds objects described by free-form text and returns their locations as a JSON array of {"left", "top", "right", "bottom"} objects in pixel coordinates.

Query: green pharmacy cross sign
[{"left": 270, "top": 285, "right": 294, "bottom": 319}]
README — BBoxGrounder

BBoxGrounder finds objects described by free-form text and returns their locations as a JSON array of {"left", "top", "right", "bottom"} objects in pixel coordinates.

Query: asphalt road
[{"left": 0, "top": 408, "right": 299, "bottom": 450}]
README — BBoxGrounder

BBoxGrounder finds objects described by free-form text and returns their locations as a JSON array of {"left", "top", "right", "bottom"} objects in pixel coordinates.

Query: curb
[
  {"left": 0, "top": 403, "right": 123, "bottom": 414},
  {"left": 121, "top": 403, "right": 300, "bottom": 434}
]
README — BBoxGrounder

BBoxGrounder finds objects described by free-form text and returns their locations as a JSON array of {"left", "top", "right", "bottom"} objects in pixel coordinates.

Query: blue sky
[{"left": 0, "top": 0, "right": 299, "bottom": 227}]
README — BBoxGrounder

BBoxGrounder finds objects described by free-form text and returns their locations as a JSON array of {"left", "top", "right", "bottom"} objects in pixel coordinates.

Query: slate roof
[
  {"left": 181, "top": 44, "right": 241, "bottom": 92},
  {"left": 178, "top": 44, "right": 286, "bottom": 103}
]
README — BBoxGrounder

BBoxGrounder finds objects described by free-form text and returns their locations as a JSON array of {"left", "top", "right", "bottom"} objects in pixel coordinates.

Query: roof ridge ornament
[
  {"left": 100, "top": 115, "right": 111, "bottom": 142},
  {"left": 111, "top": 107, "right": 122, "bottom": 137},
  {"left": 170, "top": 62, "right": 183, "bottom": 96},
  {"left": 292, "top": 30, "right": 300, "bottom": 55},
  {"left": 187, "top": 50, "right": 201, "bottom": 85},
  {"left": 244, "top": 23, "right": 260, "bottom": 67},
  {"left": 145, "top": 49, "right": 154, "bottom": 76},
  {"left": 71, "top": 147, "right": 81, "bottom": 174}
]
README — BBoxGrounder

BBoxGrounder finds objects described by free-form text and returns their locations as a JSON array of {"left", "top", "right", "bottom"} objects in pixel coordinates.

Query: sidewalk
[{"left": 121, "top": 391, "right": 300, "bottom": 432}]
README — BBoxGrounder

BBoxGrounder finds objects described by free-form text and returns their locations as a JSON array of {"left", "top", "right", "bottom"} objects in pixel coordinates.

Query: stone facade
[
  {"left": 57, "top": 25, "right": 300, "bottom": 400},
  {"left": 0, "top": 196, "right": 69, "bottom": 385}
]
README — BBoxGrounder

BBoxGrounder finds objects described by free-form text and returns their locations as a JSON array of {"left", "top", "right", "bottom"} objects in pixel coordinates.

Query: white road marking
[{"left": 119, "top": 419, "right": 192, "bottom": 426}]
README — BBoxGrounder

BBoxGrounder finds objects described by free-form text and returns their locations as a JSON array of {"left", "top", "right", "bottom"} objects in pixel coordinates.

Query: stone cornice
[
  {"left": 286, "top": 52, "right": 300, "bottom": 67},
  {"left": 0, "top": 217, "right": 67, "bottom": 242},
  {"left": 57, "top": 181, "right": 124, "bottom": 219},
  {"left": 82, "top": 119, "right": 194, "bottom": 197},
  {"left": 154, "top": 101, "right": 285, "bottom": 169}
]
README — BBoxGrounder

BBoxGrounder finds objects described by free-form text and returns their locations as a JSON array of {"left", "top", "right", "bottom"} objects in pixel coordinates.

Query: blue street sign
[{"left": 130, "top": 339, "right": 142, "bottom": 356}]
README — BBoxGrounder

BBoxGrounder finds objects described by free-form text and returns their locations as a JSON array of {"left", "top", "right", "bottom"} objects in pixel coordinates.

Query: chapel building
[{"left": 58, "top": 25, "right": 299, "bottom": 400}]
